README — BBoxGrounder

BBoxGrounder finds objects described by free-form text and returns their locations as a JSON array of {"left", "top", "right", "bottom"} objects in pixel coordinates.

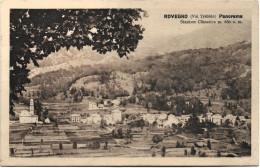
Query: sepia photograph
[{"left": 0, "top": 0, "right": 259, "bottom": 166}]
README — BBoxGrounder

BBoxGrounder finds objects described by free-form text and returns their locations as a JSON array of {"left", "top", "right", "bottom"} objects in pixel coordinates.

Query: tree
[
  {"left": 31, "top": 148, "right": 34, "bottom": 156},
  {"left": 152, "top": 134, "right": 163, "bottom": 144},
  {"left": 70, "top": 87, "right": 77, "bottom": 95},
  {"left": 206, "top": 131, "right": 210, "bottom": 138},
  {"left": 41, "top": 107, "right": 49, "bottom": 121},
  {"left": 59, "top": 143, "right": 63, "bottom": 150},
  {"left": 152, "top": 151, "right": 156, "bottom": 157},
  {"left": 235, "top": 120, "right": 239, "bottom": 126},
  {"left": 224, "top": 119, "right": 230, "bottom": 127},
  {"left": 34, "top": 99, "right": 43, "bottom": 120},
  {"left": 207, "top": 140, "right": 211, "bottom": 150},
  {"left": 208, "top": 99, "right": 212, "bottom": 107},
  {"left": 117, "top": 128, "right": 124, "bottom": 139},
  {"left": 217, "top": 150, "right": 221, "bottom": 157},
  {"left": 191, "top": 146, "right": 196, "bottom": 155},
  {"left": 161, "top": 146, "right": 166, "bottom": 157},
  {"left": 125, "top": 128, "right": 133, "bottom": 143},
  {"left": 184, "top": 149, "right": 188, "bottom": 156},
  {"left": 176, "top": 141, "right": 181, "bottom": 148},
  {"left": 185, "top": 114, "right": 203, "bottom": 134},
  {"left": 10, "top": 148, "right": 15, "bottom": 156},
  {"left": 111, "top": 129, "right": 116, "bottom": 137},
  {"left": 241, "top": 141, "right": 251, "bottom": 149},
  {"left": 104, "top": 140, "right": 108, "bottom": 150},
  {"left": 73, "top": 141, "right": 77, "bottom": 149},
  {"left": 10, "top": 9, "right": 147, "bottom": 115},
  {"left": 100, "top": 119, "right": 106, "bottom": 129},
  {"left": 55, "top": 121, "right": 58, "bottom": 127},
  {"left": 230, "top": 138, "right": 235, "bottom": 145}
]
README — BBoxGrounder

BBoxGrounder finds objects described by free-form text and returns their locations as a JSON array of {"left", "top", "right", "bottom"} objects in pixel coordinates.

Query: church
[{"left": 19, "top": 99, "right": 39, "bottom": 123}]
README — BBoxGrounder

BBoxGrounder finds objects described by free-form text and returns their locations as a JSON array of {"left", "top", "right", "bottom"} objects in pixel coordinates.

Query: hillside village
[
  {"left": 10, "top": 91, "right": 251, "bottom": 157},
  {"left": 10, "top": 41, "right": 251, "bottom": 158}
]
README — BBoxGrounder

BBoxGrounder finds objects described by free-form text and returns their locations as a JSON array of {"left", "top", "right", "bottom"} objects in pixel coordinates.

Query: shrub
[
  {"left": 241, "top": 141, "right": 251, "bottom": 149},
  {"left": 88, "top": 144, "right": 93, "bottom": 149},
  {"left": 176, "top": 141, "right": 181, "bottom": 148},
  {"left": 152, "top": 151, "right": 156, "bottom": 157},
  {"left": 152, "top": 134, "right": 163, "bottom": 144},
  {"left": 199, "top": 152, "right": 207, "bottom": 157},
  {"left": 93, "top": 141, "right": 101, "bottom": 150},
  {"left": 226, "top": 154, "right": 235, "bottom": 157}
]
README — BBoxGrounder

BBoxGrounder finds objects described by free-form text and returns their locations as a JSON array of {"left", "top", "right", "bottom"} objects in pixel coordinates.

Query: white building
[
  {"left": 98, "top": 104, "right": 105, "bottom": 109},
  {"left": 44, "top": 118, "right": 51, "bottom": 123},
  {"left": 210, "top": 114, "right": 222, "bottom": 125},
  {"left": 103, "top": 114, "right": 114, "bottom": 125},
  {"left": 158, "top": 113, "right": 167, "bottom": 121},
  {"left": 205, "top": 112, "right": 213, "bottom": 121},
  {"left": 223, "top": 114, "right": 237, "bottom": 126},
  {"left": 19, "top": 110, "right": 38, "bottom": 123},
  {"left": 81, "top": 118, "right": 88, "bottom": 124},
  {"left": 168, "top": 115, "right": 180, "bottom": 125},
  {"left": 85, "top": 117, "right": 93, "bottom": 125},
  {"left": 142, "top": 114, "right": 157, "bottom": 124},
  {"left": 163, "top": 115, "right": 179, "bottom": 127},
  {"left": 19, "top": 99, "right": 39, "bottom": 123},
  {"left": 71, "top": 114, "right": 81, "bottom": 123},
  {"left": 90, "top": 114, "right": 102, "bottom": 124},
  {"left": 88, "top": 101, "right": 98, "bottom": 110},
  {"left": 239, "top": 116, "right": 246, "bottom": 122},
  {"left": 179, "top": 115, "right": 191, "bottom": 123},
  {"left": 112, "top": 99, "right": 120, "bottom": 106},
  {"left": 112, "top": 109, "right": 122, "bottom": 123},
  {"left": 167, "top": 101, "right": 172, "bottom": 107},
  {"left": 198, "top": 115, "right": 206, "bottom": 122},
  {"left": 104, "top": 99, "right": 110, "bottom": 106}
]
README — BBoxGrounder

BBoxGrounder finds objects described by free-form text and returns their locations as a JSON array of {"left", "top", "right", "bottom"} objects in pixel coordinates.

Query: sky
[{"left": 139, "top": 8, "right": 251, "bottom": 40}]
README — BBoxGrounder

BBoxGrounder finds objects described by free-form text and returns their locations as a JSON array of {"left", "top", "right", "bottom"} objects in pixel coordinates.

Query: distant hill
[
  {"left": 27, "top": 41, "right": 251, "bottom": 105},
  {"left": 138, "top": 21, "right": 251, "bottom": 56},
  {"left": 28, "top": 21, "right": 251, "bottom": 78}
]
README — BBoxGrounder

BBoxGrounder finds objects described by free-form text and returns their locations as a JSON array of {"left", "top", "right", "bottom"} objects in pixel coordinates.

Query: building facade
[
  {"left": 19, "top": 110, "right": 38, "bottom": 123},
  {"left": 71, "top": 114, "right": 81, "bottom": 123},
  {"left": 112, "top": 109, "right": 122, "bottom": 123}
]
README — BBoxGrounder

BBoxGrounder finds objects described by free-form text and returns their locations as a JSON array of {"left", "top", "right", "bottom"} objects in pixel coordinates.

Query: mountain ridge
[{"left": 28, "top": 21, "right": 251, "bottom": 78}]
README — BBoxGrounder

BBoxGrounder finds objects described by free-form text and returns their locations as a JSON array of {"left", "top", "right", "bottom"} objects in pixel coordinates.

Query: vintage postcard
[{"left": 0, "top": 0, "right": 259, "bottom": 166}]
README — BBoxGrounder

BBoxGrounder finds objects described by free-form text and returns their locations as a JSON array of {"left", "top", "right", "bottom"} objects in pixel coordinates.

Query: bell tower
[{"left": 30, "top": 98, "right": 34, "bottom": 115}]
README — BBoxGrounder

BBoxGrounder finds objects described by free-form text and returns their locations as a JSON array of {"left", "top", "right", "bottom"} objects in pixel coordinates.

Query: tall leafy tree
[{"left": 10, "top": 9, "right": 147, "bottom": 115}]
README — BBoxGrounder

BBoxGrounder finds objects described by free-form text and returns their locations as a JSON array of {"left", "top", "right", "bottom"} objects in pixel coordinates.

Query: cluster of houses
[
  {"left": 18, "top": 98, "right": 250, "bottom": 131},
  {"left": 140, "top": 111, "right": 250, "bottom": 129},
  {"left": 198, "top": 112, "right": 250, "bottom": 127},
  {"left": 70, "top": 109, "right": 122, "bottom": 125}
]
